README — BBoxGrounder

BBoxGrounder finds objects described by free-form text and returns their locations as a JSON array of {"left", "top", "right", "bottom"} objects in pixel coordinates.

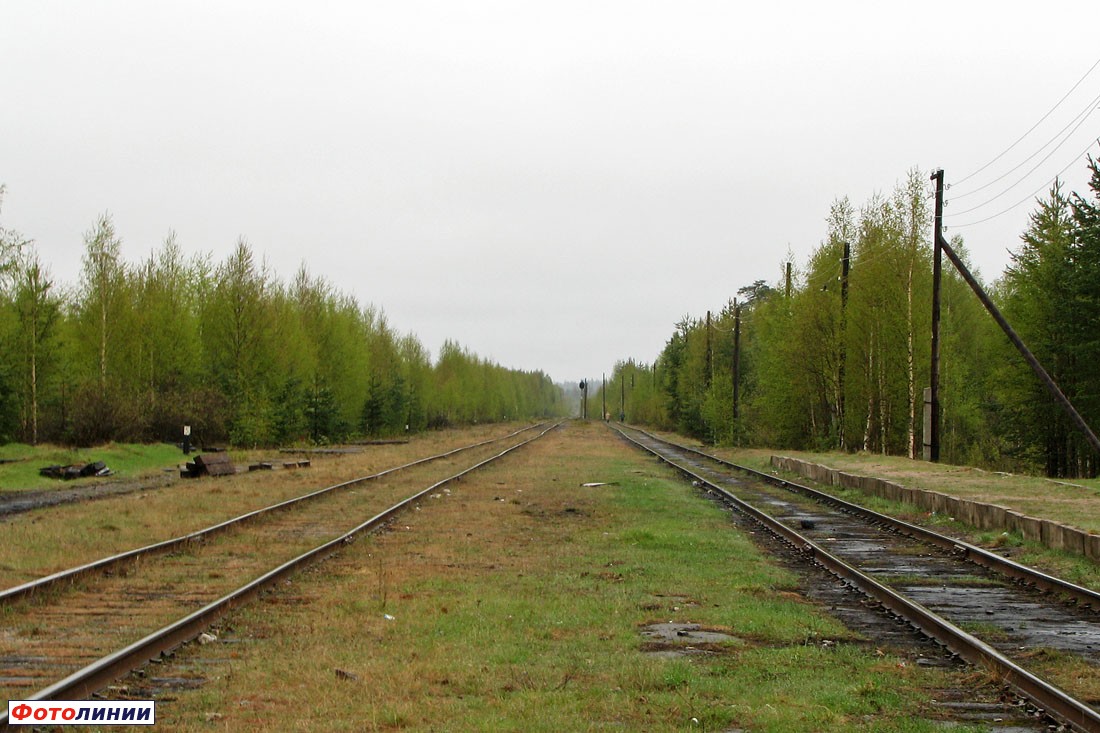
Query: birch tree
[
  {"left": 13, "top": 249, "right": 60, "bottom": 444},
  {"left": 79, "top": 214, "right": 126, "bottom": 393}
]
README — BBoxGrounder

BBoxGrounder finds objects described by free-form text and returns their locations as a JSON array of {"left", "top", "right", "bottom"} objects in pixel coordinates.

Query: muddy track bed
[
  {"left": 616, "top": 424, "right": 1100, "bottom": 730},
  {"left": 717, "top": 499, "right": 1050, "bottom": 731},
  {"left": 85, "top": 421, "right": 1053, "bottom": 731},
  {"left": 0, "top": 426, "right": 554, "bottom": 709},
  {"left": 0, "top": 473, "right": 179, "bottom": 519}
]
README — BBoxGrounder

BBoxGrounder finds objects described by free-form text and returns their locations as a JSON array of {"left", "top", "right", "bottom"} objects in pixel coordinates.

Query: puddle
[{"left": 639, "top": 622, "right": 744, "bottom": 657}]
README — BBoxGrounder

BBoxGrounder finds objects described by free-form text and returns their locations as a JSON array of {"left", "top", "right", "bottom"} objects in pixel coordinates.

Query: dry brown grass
[
  {"left": 133, "top": 422, "right": 970, "bottom": 732},
  {"left": 0, "top": 424, "right": 535, "bottom": 587}
]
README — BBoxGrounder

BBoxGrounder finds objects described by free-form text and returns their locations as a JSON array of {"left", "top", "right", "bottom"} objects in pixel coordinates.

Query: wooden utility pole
[
  {"left": 785, "top": 262, "right": 792, "bottom": 299},
  {"left": 938, "top": 224, "right": 1100, "bottom": 459},
  {"left": 929, "top": 169, "right": 944, "bottom": 461},
  {"left": 602, "top": 373, "right": 607, "bottom": 421},
  {"left": 838, "top": 241, "right": 850, "bottom": 449},
  {"left": 732, "top": 300, "right": 741, "bottom": 422},
  {"left": 705, "top": 311, "right": 713, "bottom": 388},
  {"left": 620, "top": 372, "right": 625, "bottom": 421}
]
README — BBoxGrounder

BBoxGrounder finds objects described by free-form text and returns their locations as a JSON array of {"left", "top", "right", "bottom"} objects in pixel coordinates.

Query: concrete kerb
[
  {"left": 982, "top": 504, "right": 1008, "bottom": 532},
  {"left": 770, "top": 455, "right": 1097, "bottom": 563},
  {"left": 838, "top": 472, "right": 861, "bottom": 491},
  {"left": 1087, "top": 533, "right": 1100, "bottom": 561},
  {"left": 1061, "top": 525, "right": 1087, "bottom": 556}
]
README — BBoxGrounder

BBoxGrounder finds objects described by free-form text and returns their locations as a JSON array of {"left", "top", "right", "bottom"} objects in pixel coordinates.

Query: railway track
[
  {"left": 613, "top": 424, "right": 1100, "bottom": 733},
  {"left": 0, "top": 423, "right": 546, "bottom": 605},
  {"left": 0, "top": 422, "right": 561, "bottom": 727}
]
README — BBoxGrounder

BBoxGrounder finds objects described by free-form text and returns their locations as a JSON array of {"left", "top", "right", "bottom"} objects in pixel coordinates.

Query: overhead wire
[
  {"left": 952, "top": 56, "right": 1100, "bottom": 189},
  {"left": 948, "top": 87, "right": 1100, "bottom": 201},
  {"left": 946, "top": 98, "right": 1100, "bottom": 217},
  {"left": 947, "top": 137, "right": 1100, "bottom": 229},
  {"left": 763, "top": 58, "right": 1100, "bottom": 312}
]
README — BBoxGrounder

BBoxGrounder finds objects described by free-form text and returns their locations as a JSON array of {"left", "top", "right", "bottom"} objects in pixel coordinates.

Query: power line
[
  {"left": 952, "top": 56, "right": 1100, "bottom": 188},
  {"left": 947, "top": 98, "right": 1100, "bottom": 217},
  {"left": 947, "top": 138, "right": 1100, "bottom": 229},
  {"left": 949, "top": 87, "right": 1100, "bottom": 201}
]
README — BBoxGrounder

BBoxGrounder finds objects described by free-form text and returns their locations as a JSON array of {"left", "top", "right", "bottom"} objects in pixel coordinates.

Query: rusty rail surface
[
  {"left": 0, "top": 423, "right": 550, "bottom": 606},
  {"left": 612, "top": 423, "right": 1100, "bottom": 733},
  {"left": 627, "top": 426, "right": 1100, "bottom": 609},
  {"left": 0, "top": 421, "right": 563, "bottom": 729}
]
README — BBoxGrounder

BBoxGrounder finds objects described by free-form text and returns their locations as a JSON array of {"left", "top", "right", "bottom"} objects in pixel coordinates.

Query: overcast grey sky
[{"left": 2, "top": 2, "right": 1098, "bottom": 383}]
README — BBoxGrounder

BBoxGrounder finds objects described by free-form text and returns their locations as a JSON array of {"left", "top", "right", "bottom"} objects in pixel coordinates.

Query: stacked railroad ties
[{"left": 179, "top": 453, "right": 310, "bottom": 478}]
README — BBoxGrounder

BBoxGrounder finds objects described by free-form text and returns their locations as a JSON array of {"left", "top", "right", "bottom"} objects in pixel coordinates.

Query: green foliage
[
  {"left": 0, "top": 359, "right": 18, "bottom": 443},
  {"left": 0, "top": 297, "right": 19, "bottom": 443},
  {"left": 938, "top": 239, "right": 1002, "bottom": 466},
  {"left": 11, "top": 251, "right": 62, "bottom": 444},
  {"left": 0, "top": 206, "right": 566, "bottom": 447},
  {"left": 422, "top": 339, "right": 562, "bottom": 430},
  {"left": 611, "top": 172, "right": 936, "bottom": 456},
  {"left": 608, "top": 164, "right": 1100, "bottom": 476},
  {"left": 991, "top": 162, "right": 1100, "bottom": 476}
]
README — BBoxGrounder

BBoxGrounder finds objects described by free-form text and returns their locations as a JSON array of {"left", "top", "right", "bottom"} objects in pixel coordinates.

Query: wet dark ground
[
  {"left": 717, "top": 471, "right": 1100, "bottom": 670},
  {"left": 0, "top": 471, "right": 178, "bottom": 519},
  {"left": 713, "top": 493, "right": 1054, "bottom": 732},
  {"left": 626, "top": 431, "right": 1095, "bottom": 731},
  {"left": 8, "top": 431, "right": 1075, "bottom": 730}
]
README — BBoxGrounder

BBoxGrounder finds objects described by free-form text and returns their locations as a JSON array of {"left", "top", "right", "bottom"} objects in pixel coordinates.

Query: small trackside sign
[{"left": 7, "top": 700, "right": 155, "bottom": 725}]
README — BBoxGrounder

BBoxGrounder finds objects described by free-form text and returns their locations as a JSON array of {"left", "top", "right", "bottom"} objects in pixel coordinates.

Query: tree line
[
  {"left": 0, "top": 201, "right": 566, "bottom": 447},
  {"left": 598, "top": 161, "right": 1100, "bottom": 478}
]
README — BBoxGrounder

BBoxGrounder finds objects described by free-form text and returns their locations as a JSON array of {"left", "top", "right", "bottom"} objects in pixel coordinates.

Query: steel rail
[
  {"left": 624, "top": 426, "right": 1100, "bottom": 610},
  {"left": 0, "top": 423, "right": 550, "bottom": 606},
  {"left": 612, "top": 423, "right": 1100, "bottom": 733},
  {"left": 0, "top": 421, "right": 563, "bottom": 728}
]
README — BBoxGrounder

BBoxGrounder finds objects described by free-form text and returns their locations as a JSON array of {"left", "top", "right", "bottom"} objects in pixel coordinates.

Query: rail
[
  {"left": 0, "top": 421, "right": 563, "bottom": 728},
  {"left": 612, "top": 423, "right": 1100, "bottom": 733},
  {"left": 0, "top": 423, "right": 549, "bottom": 605}
]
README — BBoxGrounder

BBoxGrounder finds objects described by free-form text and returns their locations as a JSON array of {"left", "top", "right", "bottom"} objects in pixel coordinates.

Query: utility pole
[
  {"left": 838, "top": 241, "right": 850, "bottom": 450},
  {"left": 785, "top": 262, "right": 792, "bottom": 299},
  {"left": 929, "top": 169, "right": 944, "bottom": 461},
  {"left": 620, "top": 372, "right": 625, "bottom": 422},
  {"left": 732, "top": 299, "right": 741, "bottom": 423},
  {"left": 937, "top": 221, "right": 1100, "bottom": 459},
  {"left": 602, "top": 373, "right": 607, "bottom": 421},
  {"left": 705, "top": 311, "right": 713, "bottom": 388}
]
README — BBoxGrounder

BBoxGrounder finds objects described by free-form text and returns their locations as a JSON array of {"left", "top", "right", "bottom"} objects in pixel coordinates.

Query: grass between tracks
[
  {"left": 0, "top": 425, "right": 527, "bottom": 587},
  {"left": 150, "top": 422, "right": 984, "bottom": 732}
]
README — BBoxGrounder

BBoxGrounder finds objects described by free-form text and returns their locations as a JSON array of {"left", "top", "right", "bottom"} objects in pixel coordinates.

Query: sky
[{"left": 2, "top": 2, "right": 1098, "bottom": 384}]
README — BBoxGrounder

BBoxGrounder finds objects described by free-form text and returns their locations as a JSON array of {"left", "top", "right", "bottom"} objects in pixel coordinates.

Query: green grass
[
  {"left": 148, "top": 425, "right": 992, "bottom": 731},
  {"left": 723, "top": 444, "right": 1100, "bottom": 534},
  {"left": 0, "top": 442, "right": 184, "bottom": 492}
]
